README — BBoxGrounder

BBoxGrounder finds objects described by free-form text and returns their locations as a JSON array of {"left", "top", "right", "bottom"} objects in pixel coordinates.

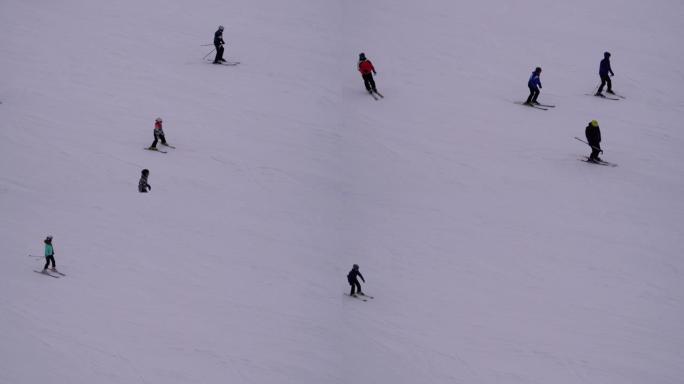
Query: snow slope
[{"left": 1, "top": 0, "right": 683, "bottom": 383}]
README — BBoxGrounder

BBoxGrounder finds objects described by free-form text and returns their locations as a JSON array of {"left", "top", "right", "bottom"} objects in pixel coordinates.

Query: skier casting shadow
[
  {"left": 42, "top": 235, "right": 57, "bottom": 273},
  {"left": 595, "top": 51, "right": 615, "bottom": 97},
  {"left": 525, "top": 66, "right": 542, "bottom": 105},
  {"left": 585, "top": 120, "right": 603, "bottom": 162},
  {"left": 347, "top": 264, "right": 365, "bottom": 296}
]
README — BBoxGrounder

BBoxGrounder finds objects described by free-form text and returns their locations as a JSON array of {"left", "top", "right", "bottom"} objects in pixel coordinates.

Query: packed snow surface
[{"left": 1, "top": 0, "right": 683, "bottom": 383}]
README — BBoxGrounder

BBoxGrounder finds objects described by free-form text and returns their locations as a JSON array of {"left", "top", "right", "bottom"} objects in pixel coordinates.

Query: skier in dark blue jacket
[
  {"left": 525, "top": 67, "right": 542, "bottom": 105},
  {"left": 595, "top": 52, "right": 615, "bottom": 96}
]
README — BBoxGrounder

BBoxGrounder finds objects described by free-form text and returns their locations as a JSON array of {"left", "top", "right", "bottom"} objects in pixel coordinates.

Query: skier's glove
[{"left": 600, "top": 150, "right": 604, "bottom": 154}]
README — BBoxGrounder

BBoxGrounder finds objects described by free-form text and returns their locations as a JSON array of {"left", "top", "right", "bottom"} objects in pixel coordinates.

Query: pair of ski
[
  {"left": 580, "top": 157, "right": 618, "bottom": 167},
  {"left": 33, "top": 269, "right": 66, "bottom": 278},
  {"left": 207, "top": 59, "right": 240, "bottom": 66},
  {"left": 516, "top": 101, "right": 556, "bottom": 110},
  {"left": 573, "top": 137, "right": 618, "bottom": 167},
  {"left": 586, "top": 92, "right": 626, "bottom": 101},
  {"left": 348, "top": 292, "right": 374, "bottom": 302},
  {"left": 144, "top": 144, "right": 176, "bottom": 154},
  {"left": 368, "top": 90, "right": 384, "bottom": 101},
  {"left": 29, "top": 254, "right": 67, "bottom": 277}
]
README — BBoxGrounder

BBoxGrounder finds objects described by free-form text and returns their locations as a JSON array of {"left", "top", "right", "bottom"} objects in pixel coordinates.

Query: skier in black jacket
[
  {"left": 585, "top": 120, "right": 603, "bottom": 162},
  {"left": 138, "top": 169, "right": 151, "bottom": 193},
  {"left": 213, "top": 25, "right": 226, "bottom": 64},
  {"left": 347, "top": 264, "right": 365, "bottom": 296}
]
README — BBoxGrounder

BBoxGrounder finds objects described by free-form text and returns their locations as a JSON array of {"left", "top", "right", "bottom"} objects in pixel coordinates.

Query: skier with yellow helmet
[{"left": 585, "top": 120, "right": 603, "bottom": 162}]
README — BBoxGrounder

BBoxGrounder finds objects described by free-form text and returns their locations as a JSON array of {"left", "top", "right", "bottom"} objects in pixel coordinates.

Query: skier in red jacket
[
  {"left": 358, "top": 53, "right": 379, "bottom": 94},
  {"left": 148, "top": 117, "right": 169, "bottom": 150}
]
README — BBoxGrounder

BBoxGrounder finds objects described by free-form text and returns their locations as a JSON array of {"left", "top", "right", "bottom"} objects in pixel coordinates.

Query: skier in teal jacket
[{"left": 43, "top": 235, "right": 56, "bottom": 272}]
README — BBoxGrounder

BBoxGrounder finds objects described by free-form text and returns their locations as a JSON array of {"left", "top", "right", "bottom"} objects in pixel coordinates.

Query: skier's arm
[{"left": 359, "top": 272, "right": 365, "bottom": 283}]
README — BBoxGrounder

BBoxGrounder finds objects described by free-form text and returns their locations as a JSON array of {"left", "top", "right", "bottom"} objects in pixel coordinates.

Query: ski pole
[
  {"left": 574, "top": 137, "right": 603, "bottom": 153},
  {"left": 203, "top": 48, "right": 215, "bottom": 60},
  {"left": 200, "top": 43, "right": 213, "bottom": 46}
]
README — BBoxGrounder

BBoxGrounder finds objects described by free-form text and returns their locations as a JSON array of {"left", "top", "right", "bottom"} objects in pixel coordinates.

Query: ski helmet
[
  {"left": 218, "top": 25, "right": 224, "bottom": 31},
  {"left": 142, "top": 169, "right": 149, "bottom": 175},
  {"left": 155, "top": 117, "right": 162, "bottom": 123},
  {"left": 353, "top": 264, "right": 359, "bottom": 270},
  {"left": 535, "top": 66, "right": 542, "bottom": 73},
  {"left": 45, "top": 235, "right": 52, "bottom": 241},
  {"left": 590, "top": 120, "right": 599, "bottom": 127},
  {"left": 604, "top": 51, "right": 611, "bottom": 57},
  {"left": 359, "top": 53, "right": 366, "bottom": 61}
]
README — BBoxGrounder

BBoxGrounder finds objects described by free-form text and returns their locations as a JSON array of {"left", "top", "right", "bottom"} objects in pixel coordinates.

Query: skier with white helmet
[{"left": 147, "top": 117, "right": 170, "bottom": 150}]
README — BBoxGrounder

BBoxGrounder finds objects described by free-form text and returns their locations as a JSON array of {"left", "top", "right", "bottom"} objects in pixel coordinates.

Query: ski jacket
[
  {"left": 154, "top": 121, "right": 164, "bottom": 136},
  {"left": 585, "top": 124, "right": 601, "bottom": 146},
  {"left": 528, "top": 72, "right": 541, "bottom": 89},
  {"left": 44, "top": 243, "right": 54, "bottom": 257},
  {"left": 347, "top": 269, "right": 365, "bottom": 283},
  {"left": 599, "top": 58, "right": 613, "bottom": 77},
  {"left": 358, "top": 60, "right": 375, "bottom": 75},
  {"left": 138, "top": 174, "right": 150, "bottom": 193},
  {"left": 214, "top": 29, "right": 225, "bottom": 46}
]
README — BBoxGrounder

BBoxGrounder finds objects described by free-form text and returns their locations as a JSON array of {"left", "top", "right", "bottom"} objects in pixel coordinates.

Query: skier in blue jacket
[
  {"left": 525, "top": 67, "right": 542, "bottom": 105},
  {"left": 595, "top": 52, "right": 615, "bottom": 96},
  {"left": 42, "top": 235, "right": 57, "bottom": 272}
]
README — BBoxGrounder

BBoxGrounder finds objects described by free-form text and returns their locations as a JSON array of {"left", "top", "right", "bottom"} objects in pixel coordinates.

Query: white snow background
[{"left": 1, "top": 0, "right": 683, "bottom": 383}]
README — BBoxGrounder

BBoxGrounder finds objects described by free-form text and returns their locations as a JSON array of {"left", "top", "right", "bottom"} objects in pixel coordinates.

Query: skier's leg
[
  {"left": 531, "top": 88, "right": 540, "bottom": 103},
  {"left": 525, "top": 86, "right": 534, "bottom": 103},
  {"left": 606, "top": 77, "right": 613, "bottom": 93},
  {"left": 589, "top": 147, "right": 599, "bottom": 160},
  {"left": 597, "top": 76, "right": 607, "bottom": 94},
  {"left": 213, "top": 45, "right": 221, "bottom": 63},
  {"left": 355, "top": 281, "right": 362, "bottom": 294},
  {"left": 362, "top": 74, "right": 372, "bottom": 92},
  {"left": 44, "top": 257, "right": 50, "bottom": 270},
  {"left": 160, "top": 134, "right": 167, "bottom": 145},
  {"left": 150, "top": 133, "right": 158, "bottom": 149},
  {"left": 369, "top": 75, "right": 377, "bottom": 92},
  {"left": 350, "top": 283, "right": 355, "bottom": 295},
  {"left": 49, "top": 256, "right": 56, "bottom": 269}
]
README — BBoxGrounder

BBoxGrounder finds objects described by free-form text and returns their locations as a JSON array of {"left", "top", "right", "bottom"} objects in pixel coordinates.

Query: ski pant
[
  {"left": 362, "top": 73, "right": 377, "bottom": 92},
  {"left": 214, "top": 44, "right": 224, "bottom": 63},
  {"left": 598, "top": 75, "right": 612, "bottom": 93},
  {"left": 349, "top": 279, "right": 362, "bottom": 295},
  {"left": 44, "top": 255, "right": 55, "bottom": 269},
  {"left": 526, "top": 86, "right": 540, "bottom": 103},
  {"left": 150, "top": 132, "right": 167, "bottom": 148},
  {"left": 589, "top": 143, "right": 601, "bottom": 160}
]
